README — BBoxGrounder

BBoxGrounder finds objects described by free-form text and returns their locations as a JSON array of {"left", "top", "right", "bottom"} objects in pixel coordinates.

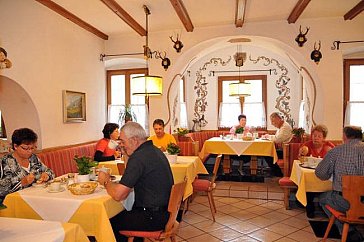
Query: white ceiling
[{"left": 49, "top": 0, "right": 363, "bottom": 38}]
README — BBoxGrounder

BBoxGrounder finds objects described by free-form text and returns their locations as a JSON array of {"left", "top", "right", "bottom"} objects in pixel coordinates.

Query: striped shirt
[{"left": 315, "top": 139, "right": 364, "bottom": 191}]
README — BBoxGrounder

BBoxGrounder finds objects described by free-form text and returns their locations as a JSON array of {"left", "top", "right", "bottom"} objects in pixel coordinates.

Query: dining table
[
  {"left": 0, "top": 217, "right": 89, "bottom": 242},
  {"left": 289, "top": 160, "right": 332, "bottom": 206},
  {"left": 98, "top": 156, "right": 208, "bottom": 200},
  {"left": 0, "top": 182, "right": 123, "bottom": 242},
  {"left": 199, "top": 137, "right": 278, "bottom": 174}
]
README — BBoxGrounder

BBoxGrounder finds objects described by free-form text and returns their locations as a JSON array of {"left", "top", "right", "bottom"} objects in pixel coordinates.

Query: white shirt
[{"left": 274, "top": 121, "right": 292, "bottom": 144}]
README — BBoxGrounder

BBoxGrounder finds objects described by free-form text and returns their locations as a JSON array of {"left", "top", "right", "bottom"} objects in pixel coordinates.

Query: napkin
[{"left": 122, "top": 190, "right": 135, "bottom": 211}]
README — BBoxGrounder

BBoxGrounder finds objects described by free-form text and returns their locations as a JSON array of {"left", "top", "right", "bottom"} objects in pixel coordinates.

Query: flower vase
[
  {"left": 166, "top": 154, "right": 177, "bottom": 164},
  {"left": 76, "top": 174, "right": 90, "bottom": 183}
]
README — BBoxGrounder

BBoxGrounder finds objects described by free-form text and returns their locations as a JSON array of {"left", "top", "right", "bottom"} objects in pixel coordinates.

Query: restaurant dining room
[{"left": 1, "top": 0, "right": 364, "bottom": 241}]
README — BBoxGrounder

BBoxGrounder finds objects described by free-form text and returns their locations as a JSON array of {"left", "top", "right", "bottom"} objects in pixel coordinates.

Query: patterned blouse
[{"left": 0, "top": 153, "right": 54, "bottom": 197}]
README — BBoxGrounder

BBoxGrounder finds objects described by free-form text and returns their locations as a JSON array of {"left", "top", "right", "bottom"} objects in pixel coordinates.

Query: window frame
[
  {"left": 343, "top": 58, "right": 364, "bottom": 123},
  {"left": 217, "top": 75, "right": 267, "bottom": 120},
  {"left": 106, "top": 68, "right": 148, "bottom": 105}
]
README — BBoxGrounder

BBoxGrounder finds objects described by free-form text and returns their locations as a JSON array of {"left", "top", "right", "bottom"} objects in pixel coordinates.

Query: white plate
[
  {"left": 32, "top": 183, "right": 46, "bottom": 188},
  {"left": 47, "top": 187, "right": 65, "bottom": 193}
]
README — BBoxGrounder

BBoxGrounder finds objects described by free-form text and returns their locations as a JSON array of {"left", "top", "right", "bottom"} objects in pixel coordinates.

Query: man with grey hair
[
  {"left": 316, "top": 126, "right": 364, "bottom": 241},
  {"left": 98, "top": 122, "right": 174, "bottom": 242},
  {"left": 269, "top": 112, "right": 293, "bottom": 145}
]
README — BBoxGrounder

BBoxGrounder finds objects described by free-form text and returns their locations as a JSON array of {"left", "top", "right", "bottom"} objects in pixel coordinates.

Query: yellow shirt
[{"left": 148, "top": 133, "right": 177, "bottom": 151}]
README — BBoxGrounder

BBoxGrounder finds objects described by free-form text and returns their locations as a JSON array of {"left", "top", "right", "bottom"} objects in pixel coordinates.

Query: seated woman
[
  {"left": 0, "top": 128, "right": 54, "bottom": 198},
  {"left": 299, "top": 124, "right": 335, "bottom": 218},
  {"left": 229, "top": 114, "right": 250, "bottom": 135},
  {"left": 148, "top": 119, "right": 176, "bottom": 152},
  {"left": 94, "top": 123, "right": 121, "bottom": 162},
  {"left": 229, "top": 114, "right": 251, "bottom": 175}
]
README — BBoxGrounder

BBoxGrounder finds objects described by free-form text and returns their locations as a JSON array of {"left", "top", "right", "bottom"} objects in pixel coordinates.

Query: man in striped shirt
[{"left": 315, "top": 126, "right": 364, "bottom": 241}]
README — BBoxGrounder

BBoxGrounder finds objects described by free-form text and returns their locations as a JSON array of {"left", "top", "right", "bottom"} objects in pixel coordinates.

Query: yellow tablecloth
[
  {"left": 290, "top": 160, "right": 332, "bottom": 206},
  {"left": 0, "top": 192, "right": 123, "bottom": 242},
  {"left": 199, "top": 137, "right": 278, "bottom": 162},
  {"left": 98, "top": 156, "right": 208, "bottom": 200},
  {"left": 0, "top": 217, "right": 89, "bottom": 242}
]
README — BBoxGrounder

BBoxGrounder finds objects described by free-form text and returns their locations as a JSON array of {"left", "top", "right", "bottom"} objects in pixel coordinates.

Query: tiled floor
[{"left": 172, "top": 179, "right": 343, "bottom": 242}]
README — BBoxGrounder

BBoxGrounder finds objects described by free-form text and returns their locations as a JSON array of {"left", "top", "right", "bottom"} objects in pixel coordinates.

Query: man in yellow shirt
[{"left": 148, "top": 119, "right": 176, "bottom": 151}]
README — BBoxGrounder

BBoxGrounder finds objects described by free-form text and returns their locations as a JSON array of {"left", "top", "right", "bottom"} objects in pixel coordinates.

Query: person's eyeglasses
[{"left": 19, "top": 145, "right": 37, "bottom": 152}]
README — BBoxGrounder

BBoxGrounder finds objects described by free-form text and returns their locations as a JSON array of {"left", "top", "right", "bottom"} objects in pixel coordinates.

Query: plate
[
  {"left": 47, "top": 187, "right": 65, "bottom": 193},
  {"left": 299, "top": 163, "right": 316, "bottom": 169},
  {"left": 32, "top": 183, "right": 47, "bottom": 188}
]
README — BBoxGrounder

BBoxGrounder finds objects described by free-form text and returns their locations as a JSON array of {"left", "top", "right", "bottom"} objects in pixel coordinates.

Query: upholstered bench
[{"left": 37, "top": 141, "right": 97, "bottom": 177}]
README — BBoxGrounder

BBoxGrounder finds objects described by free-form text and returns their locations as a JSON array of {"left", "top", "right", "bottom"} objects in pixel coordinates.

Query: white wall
[
  {"left": 107, "top": 16, "right": 364, "bottom": 139},
  {"left": 0, "top": 0, "right": 107, "bottom": 148}
]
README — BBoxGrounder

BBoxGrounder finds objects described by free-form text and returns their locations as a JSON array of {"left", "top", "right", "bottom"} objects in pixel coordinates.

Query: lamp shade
[
  {"left": 229, "top": 82, "right": 251, "bottom": 96},
  {"left": 132, "top": 75, "right": 163, "bottom": 96}
]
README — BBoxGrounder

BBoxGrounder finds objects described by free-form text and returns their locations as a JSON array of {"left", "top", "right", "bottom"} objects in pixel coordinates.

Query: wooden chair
[
  {"left": 191, "top": 154, "right": 222, "bottom": 222},
  {"left": 322, "top": 175, "right": 364, "bottom": 242},
  {"left": 119, "top": 180, "right": 187, "bottom": 242}
]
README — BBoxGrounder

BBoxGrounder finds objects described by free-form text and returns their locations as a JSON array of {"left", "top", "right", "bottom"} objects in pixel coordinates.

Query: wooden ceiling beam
[
  {"left": 287, "top": 0, "right": 311, "bottom": 24},
  {"left": 235, "top": 0, "right": 247, "bottom": 28},
  {"left": 344, "top": 0, "right": 364, "bottom": 20},
  {"left": 35, "top": 0, "right": 108, "bottom": 40},
  {"left": 169, "top": 0, "right": 194, "bottom": 32},
  {"left": 100, "top": 0, "right": 146, "bottom": 36}
]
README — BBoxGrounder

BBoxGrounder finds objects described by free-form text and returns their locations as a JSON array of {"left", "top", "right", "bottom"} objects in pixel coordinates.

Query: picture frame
[{"left": 63, "top": 90, "right": 86, "bottom": 123}]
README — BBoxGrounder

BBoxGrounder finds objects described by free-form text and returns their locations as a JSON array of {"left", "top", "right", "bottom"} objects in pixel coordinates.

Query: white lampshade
[
  {"left": 229, "top": 82, "right": 251, "bottom": 96},
  {"left": 132, "top": 75, "right": 163, "bottom": 96}
]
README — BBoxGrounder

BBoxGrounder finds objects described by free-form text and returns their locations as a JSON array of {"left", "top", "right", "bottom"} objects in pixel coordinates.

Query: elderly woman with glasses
[{"left": 0, "top": 128, "right": 54, "bottom": 198}]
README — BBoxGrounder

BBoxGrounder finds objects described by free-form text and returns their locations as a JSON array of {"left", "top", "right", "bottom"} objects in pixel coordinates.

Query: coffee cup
[{"left": 50, "top": 181, "right": 61, "bottom": 191}]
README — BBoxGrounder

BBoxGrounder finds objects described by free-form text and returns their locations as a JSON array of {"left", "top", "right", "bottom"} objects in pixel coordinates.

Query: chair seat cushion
[
  {"left": 279, "top": 177, "right": 297, "bottom": 187},
  {"left": 276, "top": 159, "right": 284, "bottom": 169},
  {"left": 325, "top": 204, "right": 345, "bottom": 218},
  {"left": 192, "top": 179, "right": 211, "bottom": 192},
  {"left": 119, "top": 230, "right": 163, "bottom": 239}
]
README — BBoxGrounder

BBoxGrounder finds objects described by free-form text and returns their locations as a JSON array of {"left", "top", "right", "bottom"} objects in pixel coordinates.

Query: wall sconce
[
  {"left": 295, "top": 25, "right": 310, "bottom": 47},
  {"left": 311, "top": 41, "right": 322, "bottom": 64},
  {"left": 170, "top": 34, "right": 184, "bottom": 53}
]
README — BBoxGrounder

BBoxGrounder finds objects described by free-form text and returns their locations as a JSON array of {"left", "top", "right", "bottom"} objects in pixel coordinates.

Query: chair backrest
[
  {"left": 342, "top": 175, "right": 364, "bottom": 220},
  {"left": 210, "top": 155, "right": 223, "bottom": 186},
  {"left": 164, "top": 180, "right": 187, "bottom": 232}
]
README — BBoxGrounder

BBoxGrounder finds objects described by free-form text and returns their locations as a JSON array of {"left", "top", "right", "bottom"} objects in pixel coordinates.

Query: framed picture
[{"left": 63, "top": 90, "right": 86, "bottom": 123}]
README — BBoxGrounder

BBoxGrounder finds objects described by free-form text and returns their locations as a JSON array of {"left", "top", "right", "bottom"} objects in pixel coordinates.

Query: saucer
[
  {"left": 47, "top": 187, "right": 65, "bottom": 193},
  {"left": 32, "top": 183, "right": 46, "bottom": 188}
]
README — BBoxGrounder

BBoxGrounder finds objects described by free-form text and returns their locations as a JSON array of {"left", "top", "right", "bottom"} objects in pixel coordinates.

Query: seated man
[
  {"left": 148, "top": 119, "right": 176, "bottom": 152},
  {"left": 315, "top": 126, "right": 364, "bottom": 241},
  {"left": 98, "top": 122, "right": 174, "bottom": 242},
  {"left": 265, "top": 112, "right": 293, "bottom": 177}
]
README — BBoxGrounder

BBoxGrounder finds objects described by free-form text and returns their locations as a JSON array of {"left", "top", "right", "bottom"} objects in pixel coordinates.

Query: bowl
[
  {"left": 68, "top": 181, "right": 98, "bottom": 195},
  {"left": 242, "top": 136, "right": 254, "bottom": 141}
]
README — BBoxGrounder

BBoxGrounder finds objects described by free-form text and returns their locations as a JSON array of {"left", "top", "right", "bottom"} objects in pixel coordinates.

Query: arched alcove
[
  {"left": 0, "top": 75, "right": 42, "bottom": 147},
  {"left": 163, "top": 35, "right": 322, "bottom": 131}
]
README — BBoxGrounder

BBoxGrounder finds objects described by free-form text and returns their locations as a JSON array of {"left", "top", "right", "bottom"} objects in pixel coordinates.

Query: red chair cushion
[
  {"left": 325, "top": 204, "right": 345, "bottom": 218},
  {"left": 276, "top": 159, "right": 284, "bottom": 169},
  {"left": 278, "top": 177, "right": 296, "bottom": 187},
  {"left": 119, "top": 230, "right": 163, "bottom": 239},
  {"left": 192, "top": 179, "right": 211, "bottom": 192}
]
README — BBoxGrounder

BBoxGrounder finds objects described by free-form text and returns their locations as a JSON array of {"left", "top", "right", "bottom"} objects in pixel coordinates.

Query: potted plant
[
  {"left": 74, "top": 155, "right": 98, "bottom": 182},
  {"left": 173, "top": 127, "right": 190, "bottom": 142},
  {"left": 118, "top": 104, "right": 137, "bottom": 125},
  {"left": 165, "top": 143, "right": 181, "bottom": 164},
  {"left": 235, "top": 127, "right": 244, "bottom": 134},
  {"left": 291, "top": 127, "right": 305, "bottom": 143}
]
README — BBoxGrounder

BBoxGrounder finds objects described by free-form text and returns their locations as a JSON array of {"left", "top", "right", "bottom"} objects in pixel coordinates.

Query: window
[
  {"left": 344, "top": 59, "right": 364, "bottom": 130},
  {"left": 106, "top": 68, "right": 149, "bottom": 132},
  {"left": 218, "top": 75, "right": 267, "bottom": 128},
  {"left": 179, "top": 77, "right": 188, "bottom": 128}
]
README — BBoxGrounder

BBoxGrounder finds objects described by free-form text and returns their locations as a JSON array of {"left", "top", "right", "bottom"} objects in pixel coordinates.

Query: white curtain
[
  {"left": 344, "top": 101, "right": 364, "bottom": 130},
  {"left": 179, "top": 102, "right": 188, "bottom": 129},
  {"left": 218, "top": 102, "right": 266, "bottom": 128},
  {"left": 107, "top": 104, "right": 149, "bottom": 134}
]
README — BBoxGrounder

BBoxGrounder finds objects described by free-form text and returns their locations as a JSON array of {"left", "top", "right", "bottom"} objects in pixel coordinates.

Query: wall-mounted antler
[
  {"left": 311, "top": 41, "right": 322, "bottom": 64},
  {"left": 295, "top": 25, "right": 310, "bottom": 47},
  {"left": 170, "top": 34, "right": 184, "bottom": 53}
]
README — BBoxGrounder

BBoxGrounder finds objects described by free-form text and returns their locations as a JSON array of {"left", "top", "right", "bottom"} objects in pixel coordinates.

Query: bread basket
[
  {"left": 68, "top": 181, "right": 98, "bottom": 195},
  {"left": 242, "top": 136, "right": 254, "bottom": 141}
]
